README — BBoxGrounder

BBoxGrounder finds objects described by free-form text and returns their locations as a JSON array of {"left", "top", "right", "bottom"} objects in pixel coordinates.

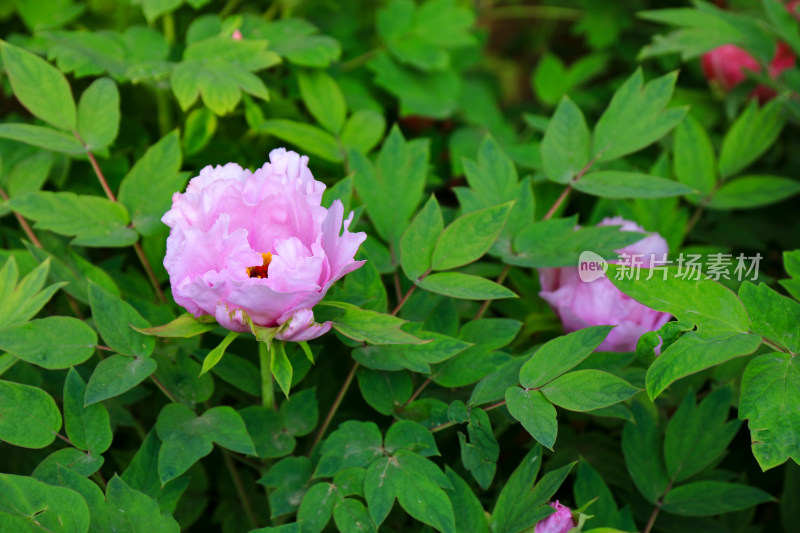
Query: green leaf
[
  {"left": 673, "top": 114, "right": 716, "bottom": 196},
  {"left": 719, "top": 98, "right": 785, "bottom": 178},
  {"left": 368, "top": 52, "right": 460, "bottom": 119},
  {"left": 417, "top": 272, "right": 517, "bottom": 300},
  {"left": 139, "top": 0, "right": 182, "bottom": 21},
  {"left": 0, "top": 316, "right": 96, "bottom": 369},
  {"left": 33, "top": 448, "right": 104, "bottom": 481},
  {"left": 490, "top": 445, "right": 563, "bottom": 533},
  {"left": 257, "top": 119, "right": 343, "bottom": 163},
  {"left": 664, "top": 388, "right": 740, "bottom": 483},
  {"left": 509, "top": 218, "right": 644, "bottom": 268},
  {"left": 321, "top": 301, "right": 426, "bottom": 345},
  {"left": 135, "top": 313, "right": 217, "bottom": 338},
  {"left": 84, "top": 354, "right": 157, "bottom": 405},
  {"left": 0, "top": 41, "right": 76, "bottom": 131},
  {"left": 298, "top": 69, "right": 347, "bottom": 135},
  {"left": 540, "top": 96, "right": 590, "bottom": 183},
  {"left": 97, "top": 475, "right": 181, "bottom": 532},
  {"left": 707, "top": 175, "right": 800, "bottom": 210},
  {"left": 0, "top": 124, "right": 85, "bottom": 153},
  {"left": 352, "top": 324, "right": 469, "bottom": 373},
  {"left": 739, "top": 281, "right": 800, "bottom": 354},
  {"left": 341, "top": 110, "right": 385, "bottom": 154},
  {"left": 0, "top": 258, "right": 63, "bottom": 329},
  {"left": 645, "top": 330, "right": 762, "bottom": 400},
  {"left": 297, "top": 483, "right": 336, "bottom": 533},
  {"left": 607, "top": 265, "right": 750, "bottom": 332},
  {"left": 89, "top": 281, "right": 155, "bottom": 357},
  {"left": 271, "top": 341, "right": 294, "bottom": 398},
  {"left": 333, "top": 498, "right": 378, "bottom": 533},
  {"left": 259, "top": 19, "right": 341, "bottom": 67},
  {"left": 593, "top": 69, "right": 686, "bottom": 162},
  {"left": 0, "top": 473, "right": 89, "bottom": 532},
  {"left": 401, "top": 194, "right": 444, "bottom": 281},
  {"left": 156, "top": 404, "right": 255, "bottom": 483},
  {"left": 739, "top": 353, "right": 800, "bottom": 470},
  {"left": 199, "top": 331, "right": 238, "bottom": 376},
  {"left": 520, "top": 326, "right": 613, "bottom": 388},
  {"left": 431, "top": 202, "right": 513, "bottom": 271},
  {"left": 444, "top": 467, "right": 489, "bottom": 533},
  {"left": 7, "top": 191, "right": 137, "bottom": 246},
  {"left": 63, "top": 368, "right": 113, "bottom": 454},
  {"left": 540, "top": 370, "right": 640, "bottom": 412},
  {"left": 574, "top": 171, "right": 694, "bottom": 198},
  {"left": 356, "top": 368, "right": 413, "bottom": 415},
  {"left": 505, "top": 387, "right": 558, "bottom": 449},
  {"left": 574, "top": 461, "right": 626, "bottom": 530},
  {"left": 241, "top": 406, "right": 295, "bottom": 458},
  {"left": 259, "top": 457, "right": 313, "bottom": 518},
  {"left": 183, "top": 107, "right": 218, "bottom": 155},
  {"left": 458, "top": 408, "right": 498, "bottom": 489},
  {"left": 661, "top": 481, "right": 774, "bottom": 516},
  {"left": 316, "top": 421, "right": 383, "bottom": 476},
  {"left": 118, "top": 130, "right": 186, "bottom": 236},
  {"left": 0, "top": 380, "right": 61, "bottom": 448},
  {"left": 77, "top": 77, "right": 120, "bottom": 150},
  {"left": 622, "top": 402, "right": 669, "bottom": 504},
  {"left": 351, "top": 125, "right": 429, "bottom": 244},
  {"left": 385, "top": 420, "right": 439, "bottom": 456}
]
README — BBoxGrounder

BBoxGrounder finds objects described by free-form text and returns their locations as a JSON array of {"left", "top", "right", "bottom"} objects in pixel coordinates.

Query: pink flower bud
[
  {"left": 701, "top": 44, "right": 761, "bottom": 91},
  {"left": 538, "top": 217, "right": 671, "bottom": 353},
  {"left": 162, "top": 149, "right": 366, "bottom": 341},
  {"left": 232, "top": 29, "right": 243, "bottom": 40},
  {"left": 534, "top": 502, "right": 575, "bottom": 533}
]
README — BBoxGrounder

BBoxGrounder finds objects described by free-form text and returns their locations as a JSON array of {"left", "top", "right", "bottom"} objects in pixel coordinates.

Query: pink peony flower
[
  {"left": 701, "top": 38, "right": 796, "bottom": 102},
  {"left": 534, "top": 501, "right": 575, "bottom": 533},
  {"left": 162, "top": 148, "right": 366, "bottom": 342},
  {"left": 232, "top": 29, "right": 243, "bottom": 40},
  {"left": 538, "top": 217, "right": 671, "bottom": 353}
]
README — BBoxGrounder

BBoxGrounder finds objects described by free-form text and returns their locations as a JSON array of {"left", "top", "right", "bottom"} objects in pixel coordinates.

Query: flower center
[{"left": 246, "top": 253, "right": 272, "bottom": 279}]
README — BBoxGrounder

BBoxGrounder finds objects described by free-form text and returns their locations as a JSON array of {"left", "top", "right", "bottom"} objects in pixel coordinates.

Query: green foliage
[{"left": 0, "top": 0, "right": 797, "bottom": 531}]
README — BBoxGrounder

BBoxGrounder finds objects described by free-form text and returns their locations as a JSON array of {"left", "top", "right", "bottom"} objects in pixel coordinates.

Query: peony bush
[{"left": 0, "top": 1, "right": 798, "bottom": 533}]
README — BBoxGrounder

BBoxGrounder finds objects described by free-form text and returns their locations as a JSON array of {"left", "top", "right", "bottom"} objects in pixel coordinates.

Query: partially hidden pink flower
[
  {"left": 538, "top": 217, "right": 671, "bottom": 353},
  {"left": 701, "top": 38, "right": 796, "bottom": 101},
  {"left": 232, "top": 29, "right": 243, "bottom": 40},
  {"left": 534, "top": 502, "right": 575, "bottom": 533},
  {"left": 162, "top": 148, "right": 366, "bottom": 342}
]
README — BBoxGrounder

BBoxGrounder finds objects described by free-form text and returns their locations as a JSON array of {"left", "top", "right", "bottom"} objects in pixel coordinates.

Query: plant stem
[
  {"left": 222, "top": 449, "right": 259, "bottom": 529},
  {"left": 762, "top": 337, "right": 787, "bottom": 354},
  {"left": 259, "top": 342, "right": 275, "bottom": 410},
  {"left": 543, "top": 185, "right": 572, "bottom": 220},
  {"left": 308, "top": 360, "right": 359, "bottom": 455},
  {"left": 644, "top": 479, "right": 674, "bottom": 533},
  {"left": 0, "top": 186, "right": 43, "bottom": 248},
  {"left": 474, "top": 264, "right": 512, "bottom": 320},
  {"left": 403, "top": 377, "right": 432, "bottom": 408},
  {"left": 340, "top": 48, "right": 380, "bottom": 72},
  {"left": 150, "top": 374, "right": 179, "bottom": 403},
  {"left": 391, "top": 268, "right": 430, "bottom": 316},
  {"left": 430, "top": 399, "right": 506, "bottom": 433},
  {"left": 75, "top": 132, "right": 167, "bottom": 304}
]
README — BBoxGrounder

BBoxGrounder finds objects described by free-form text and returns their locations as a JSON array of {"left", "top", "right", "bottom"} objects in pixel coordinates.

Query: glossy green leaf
[
  {"left": 707, "top": 175, "right": 800, "bottom": 210},
  {"left": 622, "top": 402, "right": 669, "bottom": 504},
  {"left": 0, "top": 380, "right": 62, "bottom": 448},
  {"left": 401, "top": 194, "right": 444, "bottom": 281},
  {"left": 431, "top": 202, "right": 513, "bottom": 271},
  {"left": 84, "top": 354, "right": 157, "bottom": 405},
  {"left": 592, "top": 69, "right": 686, "bottom": 162},
  {"left": 0, "top": 316, "right": 96, "bottom": 369},
  {"left": 1, "top": 41, "right": 76, "bottom": 131},
  {"left": 117, "top": 130, "right": 186, "bottom": 236},
  {"left": 63, "top": 368, "right": 113, "bottom": 454},
  {"left": 135, "top": 313, "right": 217, "bottom": 338},
  {"left": 199, "top": 331, "right": 238, "bottom": 376},
  {"left": 574, "top": 171, "right": 694, "bottom": 198},
  {"left": 0, "top": 473, "right": 89, "bottom": 532},
  {"left": 0, "top": 124, "right": 84, "bottom": 153},
  {"left": 298, "top": 69, "right": 346, "bottom": 134},
  {"left": 520, "top": 326, "right": 613, "bottom": 388},
  {"left": 258, "top": 119, "right": 343, "bottom": 162},
  {"left": 719, "top": 98, "right": 785, "bottom": 178},
  {"left": 661, "top": 481, "right": 774, "bottom": 516},
  {"left": 341, "top": 110, "right": 385, "bottom": 154},
  {"left": 505, "top": 387, "right": 558, "bottom": 449},
  {"left": 417, "top": 272, "right": 517, "bottom": 300},
  {"left": 77, "top": 77, "right": 119, "bottom": 150},
  {"left": 540, "top": 96, "right": 590, "bottom": 183},
  {"left": 89, "top": 281, "right": 155, "bottom": 357},
  {"left": 673, "top": 114, "right": 716, "bottom": 196}
]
